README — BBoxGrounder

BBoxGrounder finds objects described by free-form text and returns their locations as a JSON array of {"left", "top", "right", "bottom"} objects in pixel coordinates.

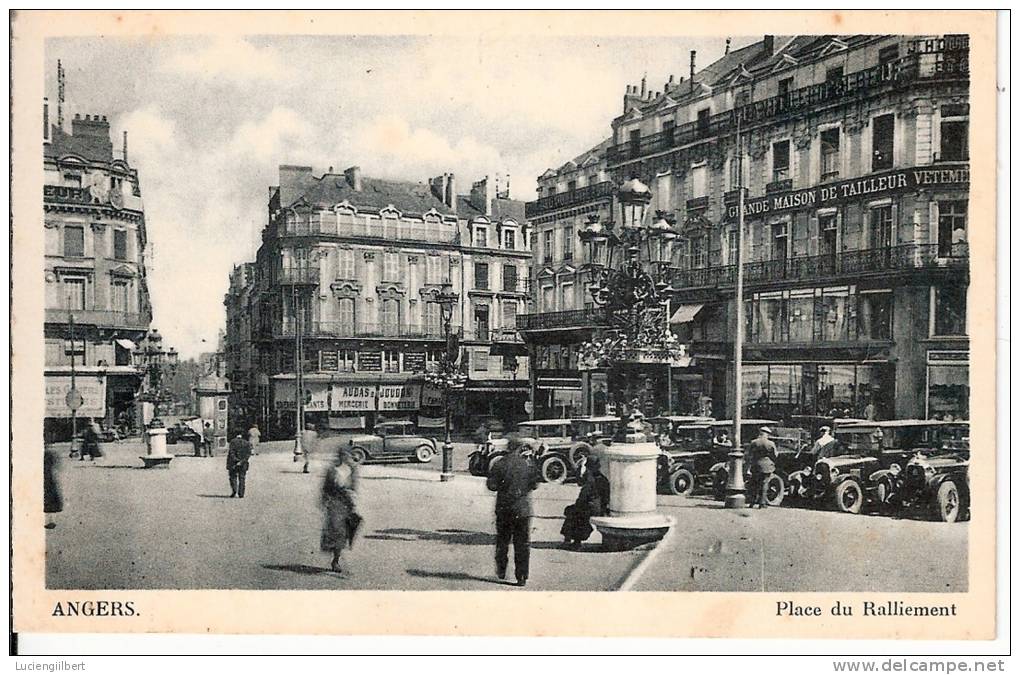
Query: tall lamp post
[
  {"left": 429, "top": 282, "right": 463, "bottom": 482},
  {"left": 134, "top": 328, "right": 179, "bottom": 468},
  {"left": 578, "top": 179, "right": 681, "bottom": 550}
]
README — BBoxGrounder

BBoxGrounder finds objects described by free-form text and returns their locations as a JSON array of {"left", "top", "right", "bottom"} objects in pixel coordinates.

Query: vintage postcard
[{"left": 10, "top": 9, "right": 998, "bottom": 640}]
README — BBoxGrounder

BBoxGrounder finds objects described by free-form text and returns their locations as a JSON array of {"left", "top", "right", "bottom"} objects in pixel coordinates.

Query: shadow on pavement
[
  {"left": 405, "top": 568, "right": 514, "bottom": 586},
  {"left": 360, "top": 475, "right": 440, "bottom": 483},
  {"left": 365, "top": 527, "right": 494, "bottom": 546},
  {"left": 83, "top": 464, "right": 146, "bottom": 470},
  {"left": 262, "top": 563, "right": 345, "bottom": 577},
  {"left": 197, "top": 494, "right": 234, "bottom": 499}
]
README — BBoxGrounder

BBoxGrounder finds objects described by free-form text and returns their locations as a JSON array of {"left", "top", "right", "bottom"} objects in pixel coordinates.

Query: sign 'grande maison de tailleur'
[{"left": 724, "top": 163, "right": 969, "bottom": 221}]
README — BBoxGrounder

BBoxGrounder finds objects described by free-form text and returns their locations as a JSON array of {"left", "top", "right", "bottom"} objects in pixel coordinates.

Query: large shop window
[
  {"left": 937, "top": 200, "right": 968, "bottom": 258},
  {"left": 743, "top": 363, "right": 894, "bottom": 420},
  {"left": 749, "top": 286, "right": 866, "bottom": 343},
  {"left": 871, "top": 114, "right": 895, "bottom": 171},
  {"left": 939, "top": 104, "right": 969, "bottom": 161},
  {"left": 927, "top": 363, "right": 969, "bottom": 421},
  {"left": 857, "top": 291, "right": 893, "bottom": 340},
  {"left": 820, "top": 287, "right": 850, "bottom": 341},
  {"left": 756, "top": 292, "right": 785, "bottom": 343},
  {"left": 933, "top": 285, "right": 967, "bottom": 336},
  {"left": 788, "top": 289, "right": 815, "bottom": 342}
]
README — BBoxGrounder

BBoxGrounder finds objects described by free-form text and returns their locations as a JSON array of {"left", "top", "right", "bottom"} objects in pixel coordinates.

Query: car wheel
[
  {"left": 415, "top": 445, "right": 434, "bottom": 463},
  {"left": 764, "top": 474, "right": 785, "bottom": 507},
  {"left": 668, "top": 468, "right": 696, "bottom": 496},
  {"left": 349, "top": 447, "right": 367, "bottom": 464},
  {"left": 540, "top": 455, "right": 568, "bottom": 484},
  {"left": 467, "top": 453, "right": 483, "bottom": 476},
  {"left": 712, "top": 470, "right": 728, "bottom": 500},
  {"left": 834, "top": 480, "right": 863, "bottom": 514},
  {"left": 935, "top": 480, "right": 961, "bottom": 523},
  {"left": 487, "top": 453, "right": 506, "bottom": 475},
  {"left": 568, "top": 443, "right": 592, "bottom": 470}
]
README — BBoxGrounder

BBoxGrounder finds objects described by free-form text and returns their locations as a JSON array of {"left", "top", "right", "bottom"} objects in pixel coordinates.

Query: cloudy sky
[{"left": 47, "top": 34, "right": 750, "bottom": 358}]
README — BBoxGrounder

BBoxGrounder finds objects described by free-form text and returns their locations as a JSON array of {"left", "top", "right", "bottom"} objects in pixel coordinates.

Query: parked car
[
  {"left": 897, "top": 449, "right": 970, "bottom": 522},
  {"left": 788, "top": 420, "right": 951, "bottom": 515},
  {"left": 467, "top": 433, "right": 509, "bottom": 476},
  {"left": 514, "top": 419, "right": 585, "bottom": 484},
  {"left": 650, "top": 421, "right": 721, "bottom": 496},
  {"left": 700, "top": 420, "right": 784, "bottom": 502},
  {"left": 569, "top": 416, "right": 620, "bottom": 463},
  {"left": 347, "top": 420, "right": 438, "bottom": 464},
  {"left": 166, "top": 420, "right": 202, "bottom": 445}
]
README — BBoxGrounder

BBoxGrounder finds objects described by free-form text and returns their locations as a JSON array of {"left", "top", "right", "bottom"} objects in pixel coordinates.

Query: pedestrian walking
[
  {"left": 44, "top": 440, "right": 63, "bottom": 529},
  {"left": 202, "top": 422, "right": 215, "bottom": 457},
  {"left": 560, "top": 455, "right": 610, "bottom": 549},
  {"left": 320, "top": 445, "right": 361, "bottom": 574},
  {"left": 746, "top": 426, "right": 778, "bottom": 509},
  {"left": 485, "top": 436, "right": 540, "bottom": 587},
  {"left": 248, "top": 422, "right": 261, "bottom": 456},
  {"left": 301, "top": 423, "right": 319, "bottom": 474},
  {"left": 226, "top": 433, "right": 252, "bottom": 498},
  {"left": 81, "top": 418, "right": 103, "bottom": 461}
]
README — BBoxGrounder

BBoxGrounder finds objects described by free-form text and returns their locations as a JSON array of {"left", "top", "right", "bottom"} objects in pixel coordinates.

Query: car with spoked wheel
[
  {"left": 515, "top": 419, "right": 585, "bottom": 484},
  {"left": 345, "top": 420, "right": 438, "bottom": 464}
]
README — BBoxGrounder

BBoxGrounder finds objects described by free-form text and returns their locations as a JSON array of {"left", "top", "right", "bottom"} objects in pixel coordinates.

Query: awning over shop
[
  {"left": 669, "top": 303, "right": 704, "bottom": 326},
  {"left": 115, "top": 339, "right": 137, "bottom": 351}
]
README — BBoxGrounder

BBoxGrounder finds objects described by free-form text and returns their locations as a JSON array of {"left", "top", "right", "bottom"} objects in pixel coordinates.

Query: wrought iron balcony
[
  {"left": 45, "top": 308, "right": 149, "bottom": 330},
  {"left": 525, "top": 181, "right": 615, "bottom": 218},
  {"left": 276, "top": 266, "right": 319, "bottom": 285},
  {"left": 270, "top": 321, "right": 463, "bottom": 340},
  {"left": 669, "top": 242, "right": 969, "bottom": 291},
  {"left": 516, "top": 307, "right": 610, "bottom": 331},
  {"left": 606, "top": 47, "right": 969, "bottom": 165}
]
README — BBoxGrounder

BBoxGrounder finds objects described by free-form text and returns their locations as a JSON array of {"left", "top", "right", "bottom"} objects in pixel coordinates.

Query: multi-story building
[
  {"left": 519, "top": 34, "right": 970, "bottom": 422},
  {"left": 43, "top": 110, "right": 153, "bottom": 439},
  {"left": 519, "top": 139, "right": 615, "bottom": 418},
  {"left": 226, "top": 165, "right": 531, "bottom": 438},
  {"left": 223, "top": 262, "right": 257, "bottom": 435}
]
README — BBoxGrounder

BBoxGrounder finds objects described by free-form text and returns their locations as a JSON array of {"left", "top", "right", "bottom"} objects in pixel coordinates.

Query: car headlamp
[
  {"left": 890, "top": 463, "right": 901, "bottom": 476},
  {"left": 829, "top": 466, "right": 840, "bottom": 481}
]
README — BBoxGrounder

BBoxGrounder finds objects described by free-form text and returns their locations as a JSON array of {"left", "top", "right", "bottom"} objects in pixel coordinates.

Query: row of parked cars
[{"left": 468, "top": 415, "right": 970, "bottom": 523}]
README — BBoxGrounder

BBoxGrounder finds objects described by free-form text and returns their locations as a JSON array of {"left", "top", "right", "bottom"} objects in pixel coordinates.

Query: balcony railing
[
  {"left": 516, "top": 307, "right": 610, "bottom": 331},
  {"left": 277, "top": 267, "right": 319, "bottom": 285},
  {"left": 45, "top": 308, "right": 149, "bottom": 330},
  {"left": 525, "top": 181, "right": 615, "bottom": 218},
  {"left": 670, "top": 243, "right": 968, "bottom": 290},
  {"left": 606, "top": 47, "right": 969, "bottom": 165},
  {"left": 281, "top": 219, "right": 459, "bottom": 245},
  {"left": 272, "top": 321, "right": 463, "bottom": 340}
]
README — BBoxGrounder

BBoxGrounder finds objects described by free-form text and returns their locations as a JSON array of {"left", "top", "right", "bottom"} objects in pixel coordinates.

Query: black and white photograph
[{"left": 11, "top": 9, "right": 1001, "bottom": 646}]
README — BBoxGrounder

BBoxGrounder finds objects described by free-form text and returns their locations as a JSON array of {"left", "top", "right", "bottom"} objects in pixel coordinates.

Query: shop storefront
[
  {"left": 740, "top": 362, "right": 895, "bottom": 420},
  {"left": 926, "top": 350, "right": 969, "bottom": 420},
  {"left": 273, "top": 377, "right": 441, "bottom": 432}
]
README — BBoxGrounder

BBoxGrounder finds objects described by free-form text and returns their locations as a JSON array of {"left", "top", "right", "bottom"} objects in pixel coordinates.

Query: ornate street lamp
[
  {"left": 577, "top": 179, "right": 685, "bottom": 373},
  {"left": 134, "top": 328, "right": 179, "bottom": 468},
  {"left": 426, "top": 282, "right": 465, "bottom": 482}
]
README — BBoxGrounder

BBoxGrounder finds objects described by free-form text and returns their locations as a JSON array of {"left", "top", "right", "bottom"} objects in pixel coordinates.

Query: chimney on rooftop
[
  {"left": 690, "top": 51, "right": 697, "bottom": 92},
  {"left": 725, "top": 38, "right": 731, "bottom": 55},
  {"left": 122, "top": 130, "right": 128, "bottom": 162},
  {"left": 344, "top": 165, "right": 362, "bottom": 191},
  {"left": 640, "top": 74, "right": 647, "bottom": 98},
  {"left": 43, "top": 98, "right": 50, "bottom": 142},
  {"left": 763, "top": 35, "right": 775, "bottom": 57}
]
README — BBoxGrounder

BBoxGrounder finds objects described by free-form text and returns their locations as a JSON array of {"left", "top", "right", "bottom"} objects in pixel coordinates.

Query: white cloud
[
  {"left": 229, "top": 106, "right": 315, "bottom": 161},
  {"left": 161, "top": 37, "right": 293, "bottom": 83}
]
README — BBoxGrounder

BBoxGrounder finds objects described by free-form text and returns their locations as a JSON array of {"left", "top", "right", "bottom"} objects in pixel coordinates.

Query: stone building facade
[
  {"left": 519, "top": 34, "right": 970, "bottom": 422},
  {"left": 43, "top": 110, "right": 153, "bottom": 439},
  {"left": 225, "top": 165, "right": 531, "bottom": 438}
]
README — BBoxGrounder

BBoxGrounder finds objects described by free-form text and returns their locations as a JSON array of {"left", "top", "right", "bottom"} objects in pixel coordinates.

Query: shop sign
[
  {"left": 421, "top": 384, "right": 444, "bottom": 407},
  {"left": 358, "top": 351, "right": 382, "bottom": 372},
  {"left": 330, "top": 384, "right": 377, "bottom": 412},
  {"left": 378, "top": 383, "right": 422, "bottom": 411},
  {"left": 44, "top": 185, "right": 93, "bottom": 205},
  {"left": 927, "top": 350, "right": 969, "bottom": 364},
  {"left": 274, "top": 381, "right": 330, "bottom": 411},
  {"left": 319, "top": 350, "right": 338, "bottom": 371},
  {"left": 403, "top": 352, "right": 426, "bottom": 373},
  {"left": 45, "top": 375, "right": 106, "bottom": 418},
  {"left": 724, "top": 164, "right": 970, "bottom": 222}
]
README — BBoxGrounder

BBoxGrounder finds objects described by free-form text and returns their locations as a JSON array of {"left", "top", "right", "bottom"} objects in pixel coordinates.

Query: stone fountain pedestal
[
  {"left": 140, "top": 425, "right": 173, "bottom": 469},
  {"left": 590, "top": 438, "right": 673, "bottom": 551}
]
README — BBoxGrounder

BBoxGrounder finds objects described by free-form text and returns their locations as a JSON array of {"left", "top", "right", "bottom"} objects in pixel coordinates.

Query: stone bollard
[
  {"left": 590, "top": 438, "right": 673, "bottom": 551},
  {"left": 140, "top": 425, "right": 173, "bottom": 468},
  {"left": 724, "top": 450, "right": 746, "bottom": 508}
]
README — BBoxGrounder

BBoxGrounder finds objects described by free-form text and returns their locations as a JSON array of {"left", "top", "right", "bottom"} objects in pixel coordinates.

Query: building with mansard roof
[
  {"left": 518, "top": 34, "right": 970, "bottom": 423},
  {"left": 225, "top": 165, "right": 532, "bottom": 438}
]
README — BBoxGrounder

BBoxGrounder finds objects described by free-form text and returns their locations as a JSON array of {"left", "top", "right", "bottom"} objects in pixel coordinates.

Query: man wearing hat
[
  {"left": 746, "top": 426, "right": 778, "bottom": 509},
  {"left": 486, "top": 435, "right": 541, "bottom": 587}
]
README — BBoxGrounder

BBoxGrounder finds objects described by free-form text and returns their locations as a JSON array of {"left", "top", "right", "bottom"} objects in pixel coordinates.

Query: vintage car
[
  {"left": 651, "top": 421, "right": 721, "bottom": 496},
  {"left": 788, "top": 415, "right": 867, "bottom": 436},
  {"left": 166, "top": 419, "right": 202, "bottom": 446},
  {"left": 890, "top": 421, "right": 970, "bottom": 522},
  {"left": 569, "top": 416, "right": 620, "bottom": 461},
  {"left": 699, "top": 420, "right": 791, "bottom": 502},
  {"left": 346, "top": 420, "right": 438, "bottom": 464},
  {"left": 787, "top": 420, "right": 951, "bottom": 514},
  {"left": 514, "top": 419, "right": 587, "bottom": 484}
]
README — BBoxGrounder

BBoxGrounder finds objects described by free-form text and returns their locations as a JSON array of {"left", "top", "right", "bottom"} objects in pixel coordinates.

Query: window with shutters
[
  {"left": 560, "top": 283, "right": 574, "bottom": 310},
  {"left": 937, "top": 200, "right": 967, "bottom": 257},
  {"left": 111, "top": 279, "right": 129, "bottom": 313},
  {"left": 473, "top": 227, "right": 488, "bottom": 248},
  {"left": 562, "top": 226, "right": 574, "bottom": 261},
  {"left": 474, "top": 262, "right": 489, "bottom": 290},
  {"left": 772, "top": 140, "right": 790, "bottom": 182},
  {"left": 380, "top": 299, "right": 400, "bottom": 335},
  {"left": 872, "top": 114, "right": 895, "bottom": 170},
  {"left": 939, "top": 104, "right": 969, "bottom": 161},
  {"left": 727, "top": 230, "right": 738, "bottom": 265},
  {"left": 858, "top": 291, "right": 892, "bottom": 340},
  {"left": 690, "top": 235, "right": 707, "bottom": 269},
  {"left": 501, "top": 301, "right": 517, "bottom": 330},
  {"left": 338, "top": 248, "right": 356, "bottom": 279},
  {"left": 64, "top": 225, "right": 85, "bottom": 257},
  {"left": 502, "top": 264, "right": 518, "bottom": 292},
  {"left": 502, "top": 229, "right": 516, "bottom": 250},
  {"left": 338, "top": 297, "right": 355, "bottom": 332},
  {"left": 113, "top": 229, "right": 128, "bottom": 261},
  {"left": 63, "top": 277, "right": 86, "bottom": 311},
  {"left": 543, "top": 230, "right": 554, "bottom": 263},
  {"left": 383, "top": 252, "right": 400, "bottom": 281},
  {"left": 820, "top": 128, "right": 841, "bottom": 181}
]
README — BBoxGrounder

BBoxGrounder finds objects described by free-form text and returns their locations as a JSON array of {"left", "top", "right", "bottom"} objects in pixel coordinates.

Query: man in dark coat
[
  {"left": 226, "top": 433, "right": 253, "bottom": 498},
  {"left": 746, "top": 426, "right": 778, "bottom": 508},
  {"left": 486, "top": 435, "right": 540, "bottom": 586}
]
